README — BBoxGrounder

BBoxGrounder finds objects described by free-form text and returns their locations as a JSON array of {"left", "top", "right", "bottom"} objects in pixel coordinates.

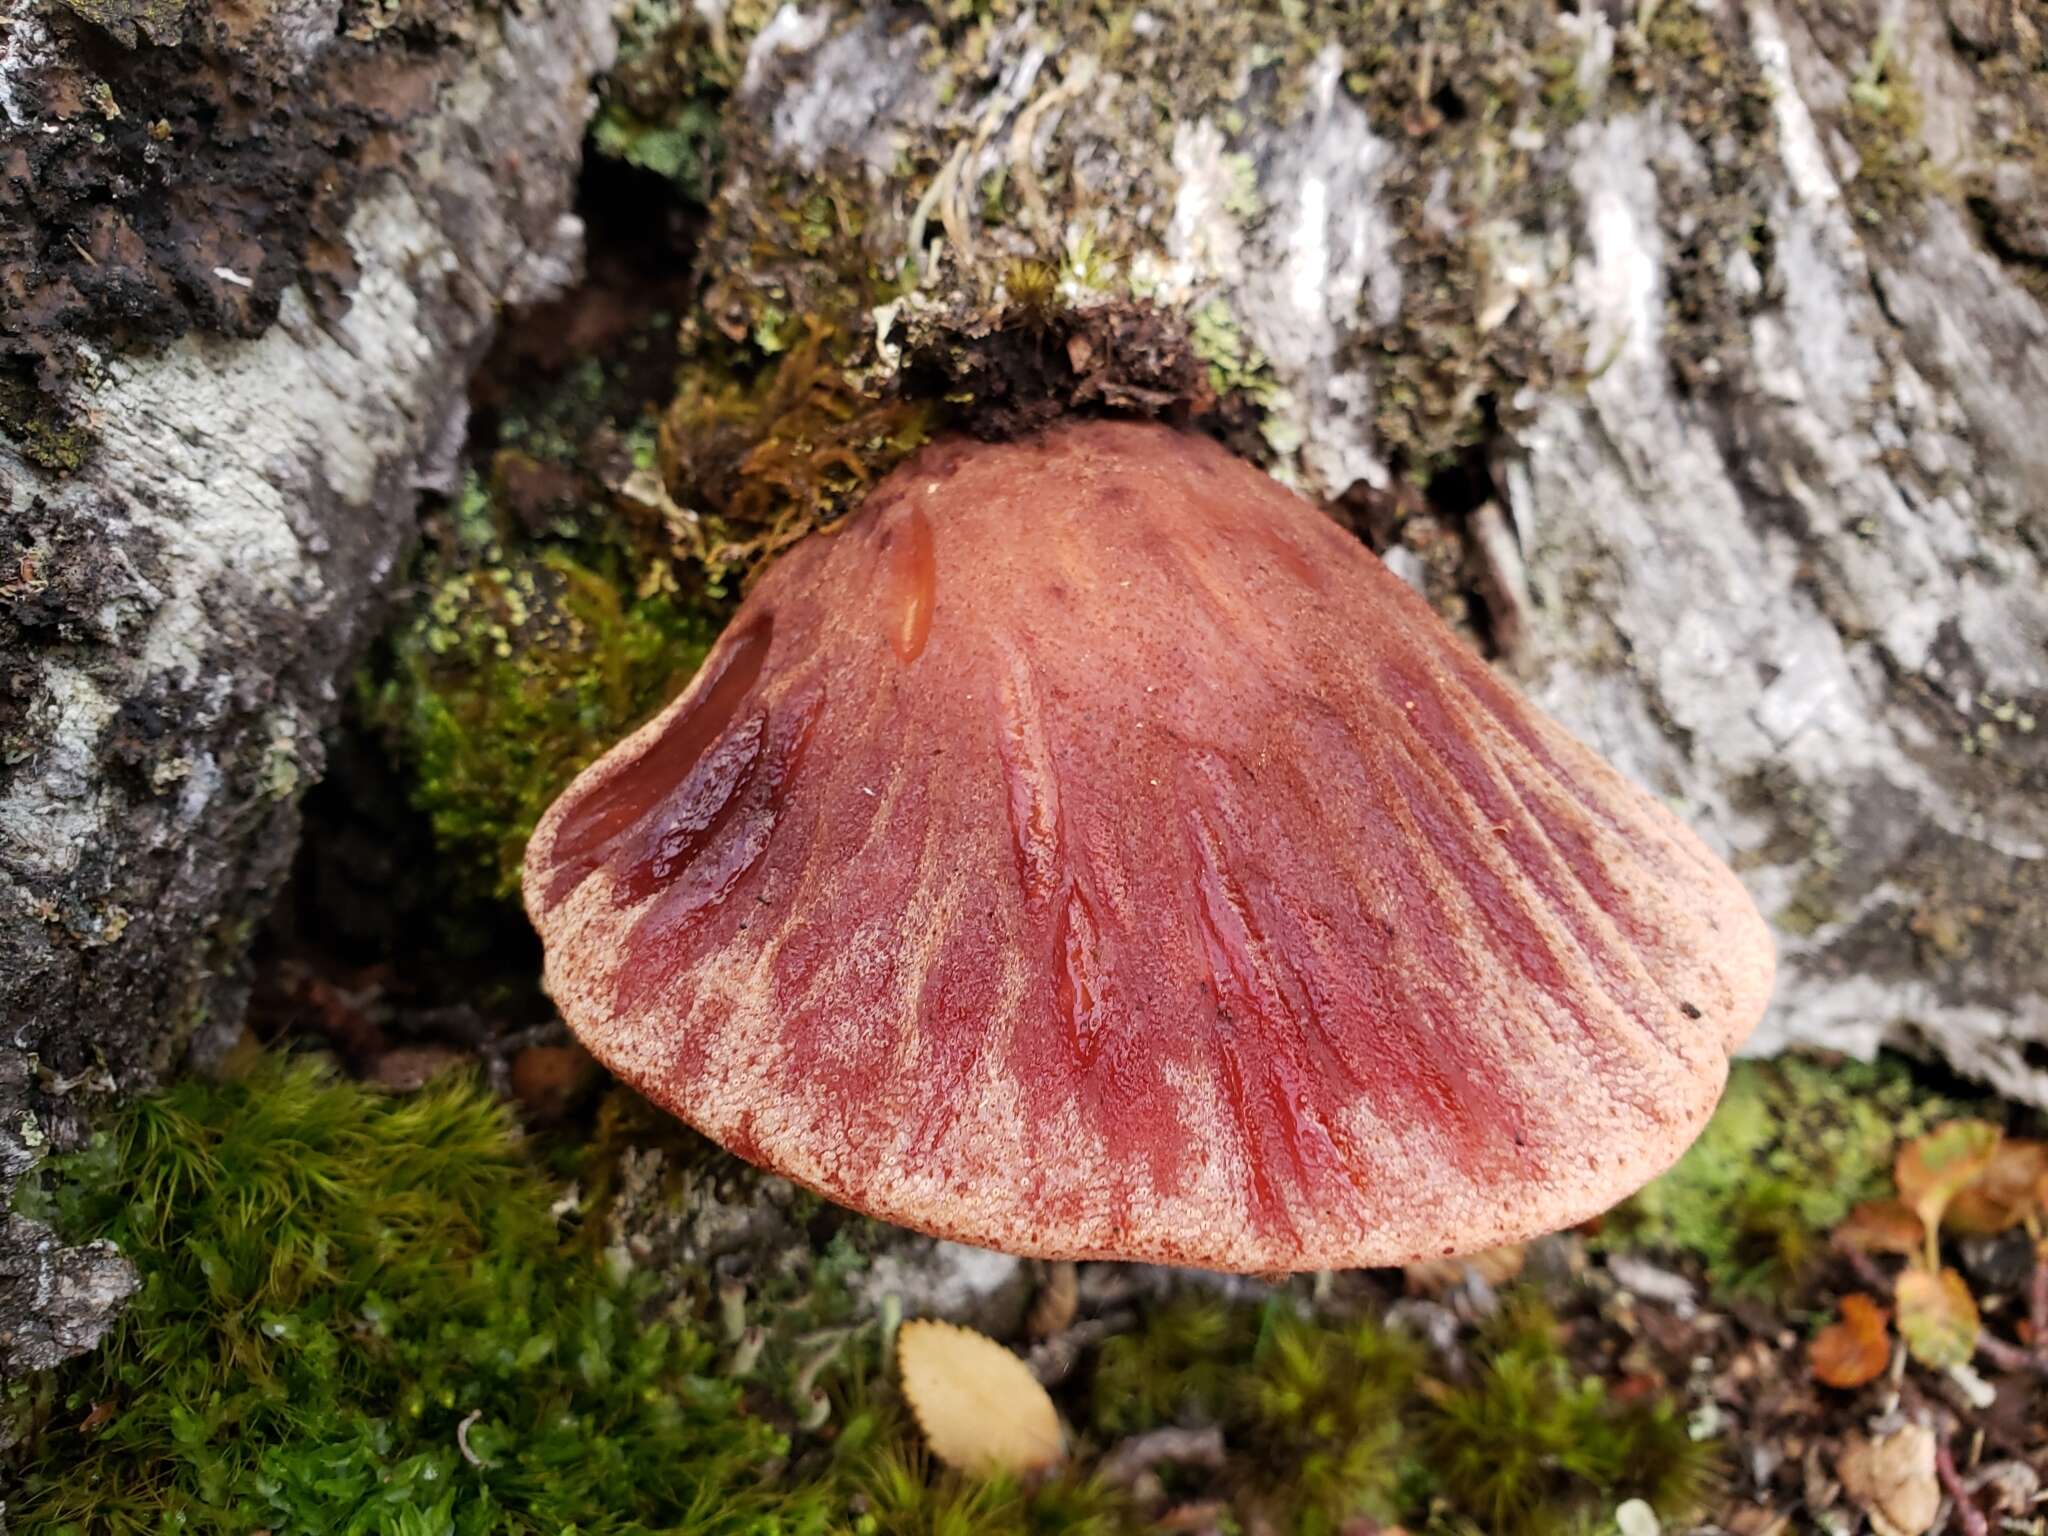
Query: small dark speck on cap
[{"left": 1679, "top": 1001, "right": 1702, "bottom": 1019}]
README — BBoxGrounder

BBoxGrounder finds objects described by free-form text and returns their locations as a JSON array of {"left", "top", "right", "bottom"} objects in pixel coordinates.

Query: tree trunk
[
  {"left": 704, "top": 0, "right": 2047, "bottom": 1096},
  {"left": 0, "top": 0, "right": 612, "bottom": 1374}
]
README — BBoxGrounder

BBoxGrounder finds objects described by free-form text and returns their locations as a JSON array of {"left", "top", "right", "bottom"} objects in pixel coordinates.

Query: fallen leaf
[
  {"left": 898, "top": 1319, "right": 1064, "bottom": 1476},
  {"left": 1895, "top": 1266, "right": 1979, "bottom": 1370},
  {"left": 1895, "top": 1121, "right": 2001, "bottom": 1236},
  {"left": 1838, "top": 1424, "right": 1939, "bottom": 1536},
  {"left": 1832, "top": 1200, "right": 1923, "bottom": 1257},
  {"left": 1809, "top": 1293, "right": 1891, "bottom": 1388},
  {"left": 1945, "top": 1139, "right": 2048, "bottom": 1234},
  {"left": 77, "top": 1399, "right": 116, "bottom": 1432}
]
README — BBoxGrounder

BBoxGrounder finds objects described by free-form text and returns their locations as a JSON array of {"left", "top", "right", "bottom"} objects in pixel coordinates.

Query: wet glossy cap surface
[{"left": 525, "top": 419, "right": 1775, "bottom": 1271}]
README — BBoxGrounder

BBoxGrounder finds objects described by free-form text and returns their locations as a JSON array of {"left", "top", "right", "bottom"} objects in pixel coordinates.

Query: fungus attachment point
[{"left": 525, "top": 420, "right": 1775, "bottom": 1273}]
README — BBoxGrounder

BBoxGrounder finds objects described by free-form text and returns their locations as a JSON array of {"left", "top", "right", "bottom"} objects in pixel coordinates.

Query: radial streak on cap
[{"left": 523, "top": 418, "right": 1776, "bottom": 1273}]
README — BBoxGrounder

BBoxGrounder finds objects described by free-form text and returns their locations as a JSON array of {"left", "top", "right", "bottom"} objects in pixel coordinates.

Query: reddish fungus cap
[{"left": 524, "top": 419, "right": 1774, "bottom": 1272}]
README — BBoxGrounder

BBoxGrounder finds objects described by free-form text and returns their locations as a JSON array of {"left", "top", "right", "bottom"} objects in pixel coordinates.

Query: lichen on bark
[{"left": 0, "top": 0, "right": 618, "bottom": 1376}]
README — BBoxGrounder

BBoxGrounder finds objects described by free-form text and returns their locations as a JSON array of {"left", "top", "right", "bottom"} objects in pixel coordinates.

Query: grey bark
[
  {"left": 723, "top": 0, "right": 2048, "bottom": 1101},
  {"left": 0, "top": 0, "right": 615, "bottom": 1375}
]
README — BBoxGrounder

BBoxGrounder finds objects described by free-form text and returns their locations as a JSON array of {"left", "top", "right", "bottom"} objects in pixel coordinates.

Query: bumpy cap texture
[{"left": 525, "top": 418, "right": 1775, "bottom": 1272}]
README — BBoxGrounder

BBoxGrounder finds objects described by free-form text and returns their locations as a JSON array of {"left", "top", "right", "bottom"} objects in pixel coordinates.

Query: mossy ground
[
  {"left": 1606, "top": 1053, "right": 1974, "bottom": 1296},
  {"left": 8, "top": 1057, "right": 821, "bottom": 1535},
  {"left": 11, "top": 1054, "right": 1734, "bottom": 1536}
]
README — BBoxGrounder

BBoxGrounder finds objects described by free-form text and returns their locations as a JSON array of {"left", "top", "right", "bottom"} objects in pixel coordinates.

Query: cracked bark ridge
[
  {"left": 715, "top": 0, "right": 2048, "bottom": 1103},
  {"left": 0, "top": 0, "right": 615, "bottom": 1375}
]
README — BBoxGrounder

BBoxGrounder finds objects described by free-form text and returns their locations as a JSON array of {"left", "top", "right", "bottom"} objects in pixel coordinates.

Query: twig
[
  {"left": 1975, "top": 1330, "right": 2048, "bottom": 1378},
  {"left": 456, "top": 1409, "right": 488, "bottom": 1468},
  {"left": 1028, "top": 1310, "right": 1136, "bottom": 1386},
  {"left": 1934, "top": 1435, "right": 1989, "bottom": 1536},
  {"left": 1097, "top": 1426, "right": 1226, "bottom": 1490},
  {"left": 2029, "top": 1241, "right": 2047, "bottom": 1349},
  {"left": 1839, "top": 1245, "right": 1895, "bottom": 1298}
]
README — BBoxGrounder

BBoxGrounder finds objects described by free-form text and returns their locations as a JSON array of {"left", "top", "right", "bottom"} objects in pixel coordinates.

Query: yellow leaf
[
  {"left": 1809, "top": 1293, "right": 1891, "bottom": 1389},
  {"left": 1894, "top": 1266, "right": 1979, "bottom": 1371},
  {"left": 1894, "top": 1121, "right": 2001, "bottom": 1237},
  {"left": 897, "top": 1319, "right": 1065, "bottom": 1476}
]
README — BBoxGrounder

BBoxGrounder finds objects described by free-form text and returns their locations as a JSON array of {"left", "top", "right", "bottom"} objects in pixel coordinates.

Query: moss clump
[
  {"left": 1091, "top": 1296, "right": 1261, "bottom": 1437},
  {"left": 9, "top": 1056, "right": 834, "bottom": 1535},
  {"left": 11, "top": 1057, "right": 1725, "bottom": 1536},
  {"left": 1840, "top": 29, "right": 1931, "bottom": 230},
  {"left": 1419, "top": 1303, "right": 1714, "bottom": 1536},
  {"left": 6, "top": 1056, "right": 1147, "bottom": 1536},
  {"left": 590, "top": 0, "right": 752, "bottom": 201},
  {"left": 1089, "top": 1297, "right": 1709, "bottom": 1536},
  {"left": 363, "top": 475, "right": 724, "bottom": 902},
  {"left": 660, "top": 319, "right": 936, "bottom": 571},
  {"left": 832, "top": 1399, "right": 1136, "bottom": 1536},
  {"left": 1609, "top": 1053, "right": 1967, "bottom": 1294}
]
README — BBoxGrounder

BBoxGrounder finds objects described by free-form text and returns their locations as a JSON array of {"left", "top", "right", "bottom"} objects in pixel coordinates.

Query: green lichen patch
[
  {"left": 361, "top": 475, "right": 724, "bottom": 902},
  {"left": 1608, "top": 1053, "right": 1972, "bottom": 1295},
  {"left": 0, "top": 365, "right": 98, "bottom": 474}
]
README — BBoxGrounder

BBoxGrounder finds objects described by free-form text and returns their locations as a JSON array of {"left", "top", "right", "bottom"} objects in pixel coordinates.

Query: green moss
[
  {"left": 1420, "top": 1303, "right": 1715, "bottom": 1536},
  {"left": 1840, "top": 28, "right": 1930, "bottom": 230},
  {"left": 590, "top": 0, "right": 740, "bottom": 201},
  {"left": 13, "top": 1055, "right": 1735, "bottom": 1536},
  {"left": 1089, "top": 1297, "right": 1708, "bottom": 1536},
  {"left": 1609, "top": 1053, "right": 1967, "bottom": 1294},
  {"left": 363, "top": 476, "right": 724, "bottom": 901},
  {"left": 6, "top": 1057, "right": 1148, "bottom": 1536},
  {"left": 659, "top": 319, "right": 936, "bottom": 571},
  {"left": 10, "top": 1056, "right": 836, "bottom": 1535},
  {"left": 831, "top": 1400, "right": 1137, "bottom": 1536}
]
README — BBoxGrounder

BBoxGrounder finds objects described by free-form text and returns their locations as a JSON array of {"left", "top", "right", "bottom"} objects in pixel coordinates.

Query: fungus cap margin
[{"left": 524, "top": 419, "right": 1775, "bottom": 1272}]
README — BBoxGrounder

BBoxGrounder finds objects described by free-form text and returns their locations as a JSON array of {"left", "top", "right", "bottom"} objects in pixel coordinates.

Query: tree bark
[
  {"left": 707, "top": 0, "right": 2048, "bottom": 1099},
  {"left": 0, "top": 0, "right": 613, "bottom": 1374}
]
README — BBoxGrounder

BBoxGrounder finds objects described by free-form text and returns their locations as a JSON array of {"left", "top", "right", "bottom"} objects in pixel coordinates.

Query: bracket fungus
[{"left": 524, "top": 419, "right": 1774, "bottom": 1273}]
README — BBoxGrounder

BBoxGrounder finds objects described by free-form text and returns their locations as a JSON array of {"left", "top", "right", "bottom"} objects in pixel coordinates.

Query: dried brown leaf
[
  {"left": 1809, "top": 1293, "right": 1891, "bottom": 1388},
  {"left": 897, "top": 1319, "right": 1064, "bottom": 1476},
  {"left": 1895, "top": 1121, "right": 2001, "bottom": 1236},
  {"left": 1945, "top": 1139, "right": 2048, "bottom": 1235},
  {"left": 1832, "top": 1200, "right": 1924, "bottom": 1257},
  {"left": 1895, "top": 1266, "right": 1980, "bottom": 1370},
  {"left": 1838, "top": 1424, "right": 1939, "bottom": 1536}
]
